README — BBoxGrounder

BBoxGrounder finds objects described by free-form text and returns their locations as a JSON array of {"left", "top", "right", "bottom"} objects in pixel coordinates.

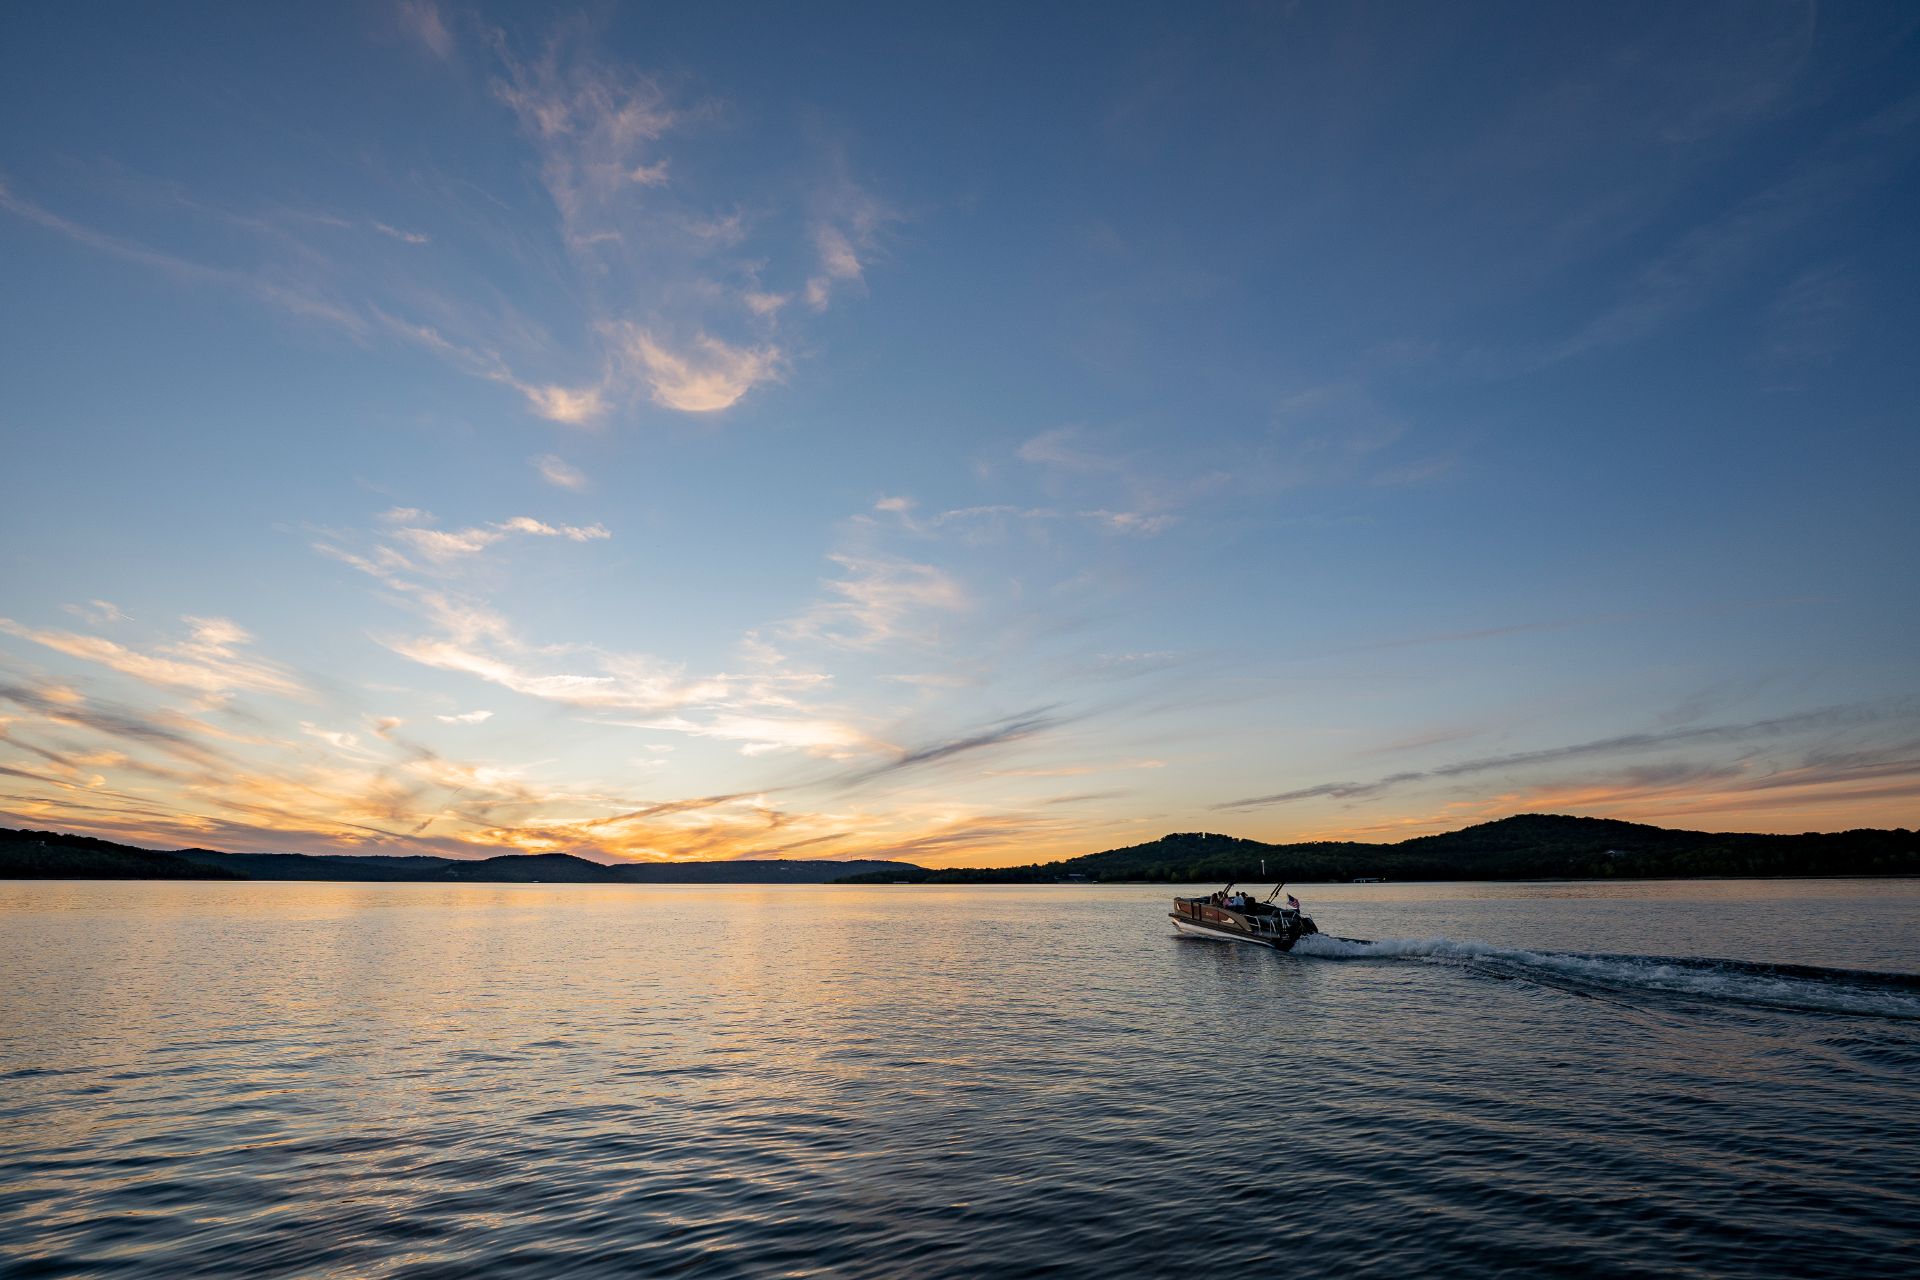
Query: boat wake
[{"left": 1290, "top": 933, "right": 1920, "bottom": 1020}]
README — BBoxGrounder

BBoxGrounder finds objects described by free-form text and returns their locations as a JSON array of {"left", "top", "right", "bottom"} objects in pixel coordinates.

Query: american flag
[{"left": 1286, "top": 894, "right": 1301, "bottom": 909}]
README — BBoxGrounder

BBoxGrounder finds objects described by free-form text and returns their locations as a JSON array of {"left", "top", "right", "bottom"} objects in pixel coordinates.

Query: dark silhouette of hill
[
  {"left": 598, "top": 858, "right": 922, "bottom": 884},
  {"left": 837, "top": 814, "right": 1918, "bottom": 883},
  {"left": 172, "top": 851, "right": 470, "bottom": 881},
  {"left": 10, "top": 816, "right": 1912, "bottom": 885},
  {"left": 0, "top": 829, "right": 242, "bottom": 879},
  {"left": 0, "top": 827, "right": 919, "bottom": 883}
]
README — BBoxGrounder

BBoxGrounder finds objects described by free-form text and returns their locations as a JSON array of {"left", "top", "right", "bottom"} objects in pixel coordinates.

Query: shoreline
[{"left": 7, "top": 871, "right": 1919, "bottom": 886}]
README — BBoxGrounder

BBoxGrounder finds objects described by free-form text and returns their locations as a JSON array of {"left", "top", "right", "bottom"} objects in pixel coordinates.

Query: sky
[{"left": 1, "top": 2, "right": 1917, "bottom": 866}]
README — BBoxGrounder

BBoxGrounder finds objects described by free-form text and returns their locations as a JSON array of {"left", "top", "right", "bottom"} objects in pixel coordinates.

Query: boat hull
[
  {"left": 1169, "top": 912, "right": 1315, "bottom": 951},
  {"left": 1171, "top": 915, "right": 1283, "bottom": 947}
]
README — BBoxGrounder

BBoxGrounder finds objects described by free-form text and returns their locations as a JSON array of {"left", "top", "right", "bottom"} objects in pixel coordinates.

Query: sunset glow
[{"left": 3, "top": 6, "right": 1916, "bottom": 865}]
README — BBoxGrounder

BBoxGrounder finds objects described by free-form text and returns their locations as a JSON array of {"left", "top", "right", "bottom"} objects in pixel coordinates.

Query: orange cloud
[{"left": 0, "top": 616, "right": 307, "bottom": 699}]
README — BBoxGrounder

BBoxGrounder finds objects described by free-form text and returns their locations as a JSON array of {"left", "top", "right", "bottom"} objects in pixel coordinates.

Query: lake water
[{"left": 2, "top": 878, "right": 1918, "bottom": 1278}]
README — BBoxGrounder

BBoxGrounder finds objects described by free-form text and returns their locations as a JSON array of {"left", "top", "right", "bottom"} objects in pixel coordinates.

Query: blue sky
[{"left": 1, "top": 2, "right": 1916, "bottom": 863}]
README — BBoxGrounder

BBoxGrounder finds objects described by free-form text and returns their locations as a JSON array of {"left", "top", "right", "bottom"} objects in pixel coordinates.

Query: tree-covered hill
[
  {"left": 0, "top": 827, "right": 919, "bottom": 883},
  {"left": 8, "top": 816, "right": 1913, "bottom": 885},
  {"left": 0, "top": 828, "right": 243, "bottom": 879},
  {"left": 838, "top": 814, "right": 1919, "bottom": 883}
]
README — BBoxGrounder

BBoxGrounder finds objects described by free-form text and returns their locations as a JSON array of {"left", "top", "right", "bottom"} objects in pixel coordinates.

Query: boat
[{"left": 1170, "top": 884, "right": 1319, "bottom": 950}]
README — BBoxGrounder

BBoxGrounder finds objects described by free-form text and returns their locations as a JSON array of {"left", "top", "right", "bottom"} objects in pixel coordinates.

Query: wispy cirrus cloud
[
  {"left": 1017, "top": 425, "right": 1121, "bottom": 472},
  {"left": 0, "top": 685, "right": 1081, "bottom": 865},
  {"left": 0, "top": 615, "right": 308, "bottom": 700},
  {"left": 532, "top": 454, "right": 588, "bottom": 490},
  {"left": 781, "top": 553, "right": 967, "bottom": 650},
  {"left": 371, "top": 220, "right": 431, "bottom": 245},
  {"left": 0, "top": 17, "right": 888, "bottom": 430},
  {"left": 1353, "top": 598, "right": 1818, "bottom": 655},
  {"left": 615, "top": 713, "right": 877, "bottom": 759},
  {"left": 478, "top": 25, "right": 816, "bottom": 417},
  {"left": 1082, "top": 509, "right": 1177, "bottom": 536},
  {"left": 1003, "top": 390, "right": 1441, "bottom": 542},
  {"left": 0, "top": 176, "right": 615, "bottom": 428},
  {"left": 318, "top": 514, "right": 878, "bottom": 761},
  {"left": 742, "top": 290, "right": 789, "bottom": 317},
  {"left": 0, "top": 178, "right": 369, "bottom": 338},
  {"left": 870, "top": 495, "right": 1178, "bottom": 543},
  {"left": 1519, "top": 95, "right": 1918, "bottom": 371},
  {"left": 366, "top": 310, "right": 610, "bottom": 426},
  {"left": 386, "top": 634, "right": 728, "bottom": 715},
  {"left": 800, "top": 152, "right": 896, "bottom": 313},
  {"left": 396, "top": 0, "right": 454, "bottom": 61},
  {"left": 0, "top": 677, "right": 232, "bottom": 768},
  {"left": 489, "top": 26, "right": 688, "bottom": 251},
  {"left": 822, "top": 706, "right": 1073, "bottom": 789},
  {"left": 0, "top": 670, "right": 672, "bottom": 858},
  {"left": 62, "top": 600, "right": 130, "bottom": 626},
  {"left": 392, "top": 515, "right": 610, "bottom": 563},
  {"left": 1215, "top": 699, "right": 1920, "bottom": 811},
  {"left": 805, "top": 225, "right": 862, "bottom": 309},
  {"left": 1361, "top": 739, "right": 1920, "bottom": 839},
  {"left": 1006, "top": 426, "right": 1213, "bottom": 538}
]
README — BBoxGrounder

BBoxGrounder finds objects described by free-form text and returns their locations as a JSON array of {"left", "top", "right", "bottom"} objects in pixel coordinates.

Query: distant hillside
[
  {"left": 171, "top": 850, "right": 467, "bottom": 881},
  {"left": 0, "top": 828, "right": 921, "bottom": 883},
  {"left": 13, "top": 817, "right": 1912, "bottom": 886},
  {"left": 0, "top": 829, "right": 243, "bottom": 880},
  {"left": 603, "top": 858, "right": 923, "bottom": 884},
  {"left": 838, "top": 814, "right": 1920, "bottom": 883}
]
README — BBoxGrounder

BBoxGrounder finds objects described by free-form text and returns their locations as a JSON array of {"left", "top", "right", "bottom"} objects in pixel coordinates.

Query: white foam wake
[{"left": 1290, "top": 933, "right": 1920, "bottom": 1020}]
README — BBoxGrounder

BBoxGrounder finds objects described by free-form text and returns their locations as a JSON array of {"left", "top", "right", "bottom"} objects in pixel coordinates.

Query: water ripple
[{"left": 1, "top": 879, "right": 1917, "bottom": 1278}]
